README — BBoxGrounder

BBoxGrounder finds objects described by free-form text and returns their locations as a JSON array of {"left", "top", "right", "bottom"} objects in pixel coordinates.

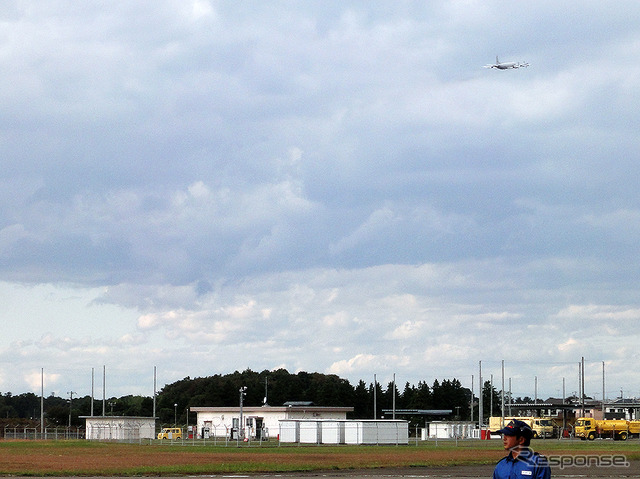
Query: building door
[{"left": 255, "top": 417, "right": 264, "bottom": 439}]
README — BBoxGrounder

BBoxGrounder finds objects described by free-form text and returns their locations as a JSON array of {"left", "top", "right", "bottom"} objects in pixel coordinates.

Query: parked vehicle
[
  {"left": 157, "top": 427, "right": 182, "bottom": 440},
  {"left": 489, "top": 416, "right": 555, "bottom": 438},
  {"left": 574, "top": 418, "right": 630, "bottom": 441}
]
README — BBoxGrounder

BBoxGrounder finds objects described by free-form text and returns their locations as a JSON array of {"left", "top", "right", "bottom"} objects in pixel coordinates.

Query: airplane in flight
[{"left": 483, "top": 56, "right": 529, "bottom": 70}]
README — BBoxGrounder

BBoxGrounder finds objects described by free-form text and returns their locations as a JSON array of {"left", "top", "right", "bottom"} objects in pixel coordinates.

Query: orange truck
[{"left": 574, "top": 417, "right": 632, "bottom": 441}]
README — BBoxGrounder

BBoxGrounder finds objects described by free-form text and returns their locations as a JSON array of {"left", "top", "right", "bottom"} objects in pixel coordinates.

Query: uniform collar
[{"left": 508, "top": 447, "right": 533, "bottom": 461}]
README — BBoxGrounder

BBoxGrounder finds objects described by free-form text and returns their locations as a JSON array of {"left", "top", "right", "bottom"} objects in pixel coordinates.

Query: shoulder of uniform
[{"left": 531, "top": 452, "right": 550, "bottom": 466}]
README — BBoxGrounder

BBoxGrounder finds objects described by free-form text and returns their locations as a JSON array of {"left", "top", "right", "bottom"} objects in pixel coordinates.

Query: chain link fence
[{"left": 3, "top": 426, "right": 85, "bottom": 440}]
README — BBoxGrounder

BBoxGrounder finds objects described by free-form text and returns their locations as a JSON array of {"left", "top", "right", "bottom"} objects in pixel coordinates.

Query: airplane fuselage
[{"left": 484, "top": 56, "right": 528, "bottom": 70}]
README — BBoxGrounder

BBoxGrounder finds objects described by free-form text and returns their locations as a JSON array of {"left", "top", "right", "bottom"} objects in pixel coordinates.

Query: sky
[{"left": 2, "top": 1, "right": 640, "bottom": 404}]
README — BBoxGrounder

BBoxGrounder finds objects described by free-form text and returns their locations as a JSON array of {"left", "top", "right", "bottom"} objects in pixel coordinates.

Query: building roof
[
  {"left": 382, "top": 409, "right": 452, "bottom": 415},
  {"left": 605, "top": 398, "right": 640, "bottom": 406},
  {"left": 190, "top": 405, "right": 353, "bottom": 413},
  {"left": 80, "top": 416, "right": 157, "bottom": 420},
  {"left": 283, "top": 401, "right": 314, "bottom": 406}
]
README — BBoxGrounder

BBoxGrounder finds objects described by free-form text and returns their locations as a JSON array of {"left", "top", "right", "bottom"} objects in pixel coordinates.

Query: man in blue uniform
[{"left": 493, "top": 419, "right": 551, "bottom": 479}]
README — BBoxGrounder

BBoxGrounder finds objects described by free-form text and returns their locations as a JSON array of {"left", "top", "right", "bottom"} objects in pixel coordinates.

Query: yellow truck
[
  {"left": 574, "top": 418, "right": 630, "bottom": 441},
  {"left": 489, "top": 416, "right": 555, "bottom": 439},
  {"left": 157, "top": 427, "right": 182, "bottom": 440}
]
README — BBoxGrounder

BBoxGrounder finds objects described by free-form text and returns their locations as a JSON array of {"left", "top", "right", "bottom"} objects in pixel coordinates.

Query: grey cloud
[{"left": 2, "top": 1, "right": 640, "bottom": 398}]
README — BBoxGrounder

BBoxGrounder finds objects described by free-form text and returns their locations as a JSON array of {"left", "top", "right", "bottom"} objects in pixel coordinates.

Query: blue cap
[{"left": 495, "top": 419, "right": 533, "bottom": 439}]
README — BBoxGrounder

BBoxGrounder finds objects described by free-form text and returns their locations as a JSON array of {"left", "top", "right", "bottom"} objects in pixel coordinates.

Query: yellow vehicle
[
  {"left": 630, "top": 421, "right": 640, "bottom": 437},
  {"left": 574, "top": 417, "right": 630, "bottom": 441},
  {"left": 157, "top": 427, "right": 182, "bottom": 440},
  {"left": 489, "top": 416, "right": 555, "bottom": 438}
]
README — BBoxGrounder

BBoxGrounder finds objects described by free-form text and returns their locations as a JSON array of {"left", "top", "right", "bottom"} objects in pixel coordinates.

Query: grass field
[{"left": 1, "top": 439, "right": 639, "bottom": 476}]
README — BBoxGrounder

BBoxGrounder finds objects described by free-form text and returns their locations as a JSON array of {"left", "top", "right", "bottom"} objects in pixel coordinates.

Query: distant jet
[{"left": 483, "top": 56, "right": 529, "bottom": 70}]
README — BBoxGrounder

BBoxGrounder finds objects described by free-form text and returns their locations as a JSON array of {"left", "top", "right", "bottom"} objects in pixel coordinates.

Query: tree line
[{"left": 1, "top": 369, "right": 505, "bottom": 428}]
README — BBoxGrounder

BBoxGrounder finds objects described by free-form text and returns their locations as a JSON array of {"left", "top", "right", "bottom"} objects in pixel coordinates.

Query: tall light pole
[
  {"left": 239, "top": 387, "right": 247, "bottom": 439},
  {"left": 40, "top": 368, "right": 44, "bottom": 437},
  {"left": 478, "top": 361, "right": 483, "bottom": 429},
  {"left": 174, "top": 403, "right": 177, "bottom": 426},
  {"left": 67, "top": 391, "right": 76, "bottom": 427},
  {"left": 501, "top": 360, "right": 505, "bottom": 427},
  {"left": 373, "top": 374, "right": 377, "bottom": 419}
]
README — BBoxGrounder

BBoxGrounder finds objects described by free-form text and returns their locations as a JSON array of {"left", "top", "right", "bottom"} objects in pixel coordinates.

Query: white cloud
[
  {"left": 557, "top": 338, "right": 579, "bottom": 353},
  {"left": 24, "top": 370, "right": 60, "bottom": 392},
  {"left": 327, "top": 354, "right": 379, "bottom": 376}
]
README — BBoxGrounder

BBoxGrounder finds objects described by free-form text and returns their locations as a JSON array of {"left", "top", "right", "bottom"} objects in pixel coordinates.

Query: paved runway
[
  {"left": 20, "top": 461, "right": 640, "bottom": 479},
  {"left": 219, "top": 461, "right": 640, "bottom": 479}
]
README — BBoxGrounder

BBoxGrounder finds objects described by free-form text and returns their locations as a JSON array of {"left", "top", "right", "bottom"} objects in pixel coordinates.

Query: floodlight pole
[{"left": 239, "top": 387, "right": 247, "bottom": 439}]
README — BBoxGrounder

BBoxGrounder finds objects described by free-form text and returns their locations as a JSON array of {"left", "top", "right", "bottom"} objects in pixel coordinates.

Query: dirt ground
[
  {"left": 0, "top": 442, "right": 638, "bottom": 477},
  {"left": 0, "top": 445, "right": 504, "bottom": 475}
]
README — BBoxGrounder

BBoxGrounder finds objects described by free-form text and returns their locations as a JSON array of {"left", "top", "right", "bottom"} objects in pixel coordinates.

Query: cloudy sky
[{"left": 2, "top": 1, "right": 640, "bottom": 403}]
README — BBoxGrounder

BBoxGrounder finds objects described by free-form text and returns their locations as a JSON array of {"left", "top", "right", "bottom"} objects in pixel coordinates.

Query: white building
[
  {"left": 423, "top": 421, "right": 475, "bottom": 439},
  {"left": 82, "top": 416, "right": 157, "bottom": 441},
  {"left": 604, "top": 398, "right": 640, "bottom": 420},
  {"left": 190, "top": 405, "right": 353, "bottom": 440}
]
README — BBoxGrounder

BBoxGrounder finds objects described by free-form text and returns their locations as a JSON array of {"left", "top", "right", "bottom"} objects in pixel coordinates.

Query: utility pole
[
  {"left": 373, "top": 374, "right": 377, "bottom": 419},
  {"left": 501, "top": 360, "right": 505, "bottom": 428},
  {"left": 40, "top": 368, "right": 44, "bottom": 436},
  {"left": 102, "top": 365, "right": 106, "bottom": 416},
  {"left": 153, "top": 366, "right": 157, "bottom": 420},
  {"left": 602, "top": 361, "right": 606, "bottom": 414},
  {"left": 67, "top": 391, "right": 76, "bottom": 427},
  {"left": 91, "top": 368, "right": 94, "bottom": 416},
  {"left": 478, "top": 361, "right": 483, "bottom": 429},
  {"left": 392, "top": 373, "right": 396, "bottom": 420},
  {"left": 581, "top": 357, "right": 585, "bottom": 418},
  {"left": 562, "top": 377, "right": 566, "bottom": 431},
  {"left": 239, "top": 386, "right": 247, "bottom": 439}
]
